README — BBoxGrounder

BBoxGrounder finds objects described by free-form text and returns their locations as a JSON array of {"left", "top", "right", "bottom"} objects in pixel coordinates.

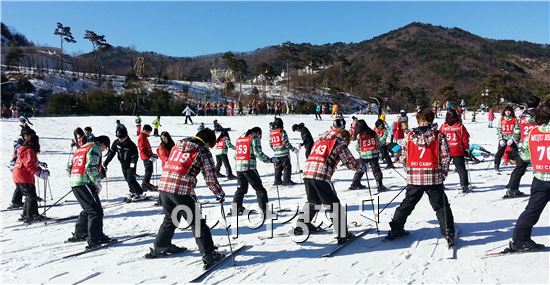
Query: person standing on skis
[
  {"left": 270, "top": 117, "right": 299, "bottom": 186},
  {"left": 349, "top": 120, "right": 387, "bottom": 192}
]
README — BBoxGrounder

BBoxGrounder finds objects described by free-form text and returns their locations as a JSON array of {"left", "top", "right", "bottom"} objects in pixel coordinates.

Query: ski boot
[
  {"left": 202, "top": 250, "right": 225, "bottom": 270},
  {"left": 216, "top": 172, "right": 226, "bottom": 178},
  {"left": 7, "top": 203, "right": 23, "bottom": 210},
  {"left": 385, "top": 228, "right": 410, "bottom": 241},
  {"left": 348, "top": 184, "right": 367, "bottom": 190},
  {"left": 337, "top": 231, "right": 356, "bottom": 245},
  {"left": 509, "top": 239, "right": 545, "bottom": 252},
  {"left": 67, "top": 232, "right": 88, "bottom": 243},
  {"left": 293, "top": 223, "right": 321, "bottom": 236},
  {"left": 282, "top": 180, "right": 297, "bottom": 186},
  {"left": 145, "top": 244, "right": 187, "bottom": 259},
  {"left": 377, "top": 184, "right": 388, "bottom": 192},
  {"left": 226, "top": 174, "right": 237, "bottom": 180}
]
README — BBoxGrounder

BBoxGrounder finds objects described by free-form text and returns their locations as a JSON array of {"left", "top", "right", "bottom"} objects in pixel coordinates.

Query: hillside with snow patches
[
  {"left": 1, "top": 112, "right": 549, "bottom": 283},
  {"left": 3, "top": 68, "right": 373, "bottom": 113}
]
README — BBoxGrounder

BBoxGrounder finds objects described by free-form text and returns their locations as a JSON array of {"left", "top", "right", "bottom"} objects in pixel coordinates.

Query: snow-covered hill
[{"left": 1, "top": 112, "right": 548, "bottom": 283}]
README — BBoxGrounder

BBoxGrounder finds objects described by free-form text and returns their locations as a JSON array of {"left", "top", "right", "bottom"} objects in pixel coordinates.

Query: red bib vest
[
  {"left": 440, "top": 124, "right": 463, "bottom": 156},
  {"left": 163, "top": 147, "right": 200, "bottom": 176},
  {"left": 501, "top": 117, "right": 517, "bottom": 135},
  {"left": 528, "top": 128, "right": 550, "bottom": 173},
  {"left": 71, "top": 144, "right": 95, "bottom": 175},
  {"left": 270, "top": 129, "right": 283, "bottom": 147},
  {"left": 520, "top": 117, "right": 538, "bottom": 143},
  {"left": 236, "top": 135, "right": 253, "bottom": 161},
  {"left": 307, "top": 139, "right": 336, "bottom": 163},
  {"left": 359, "top": 134, "right": 377, "bottom": 152},
  {"left": 375, "top": 128, "right": 385, "bottom": 138},
  {"left": 406, "top": 134, "right": 439, "bottom": 169},
  {"left": 215, "top": 137, "right": 225, "bottom": 150}
]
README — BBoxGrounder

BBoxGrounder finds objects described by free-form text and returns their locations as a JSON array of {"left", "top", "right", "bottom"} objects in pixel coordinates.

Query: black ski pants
[
  {"left": 274, "top": 155, "right": 292, "bottom": 184},
  {"left": 233, "top": 170, "right": 268, "bottom": 213},
  {"left": 215, "top": 154, "right": 234, "bottom": 177},
  {"left": 390, "top": 184, "right": 455, "bottom": 236},
  {"left": 513, "top": 178, "right": 550, "bottom": 243},
  {"left": 379, "top": 145, "right": 394, "bottom": 167},
  {"left": 506, "top": 156, "right": 529, "bottom": 191},
  {"left": 297, "top": 179, "right": 347, "bottom": 238},
  {"left": 121, "top": 163, "right": 144, "bottom": 195},
  {"left": 185, "top": 116, "right": 193, "bottom": 124},
  {"left": 352, "top": 158, "right": 383, "bottom": 186},
  {"left": 73, "top": 184, "right": 104, "bottom": 241},
  {"left": 11, "top": 186, "right": 23, "bottom": 205},
  {"left": 155, "top": 191, "right": 215, "bottom": 254},
  {"left": 18, "top": 183, "right": 39, "bottom": 218},
  {"left": 452, "top": 156, "right": 469, "bottom": 188},
  {"left": 143, "top": 159, "right": 153, "bottom": 185}
]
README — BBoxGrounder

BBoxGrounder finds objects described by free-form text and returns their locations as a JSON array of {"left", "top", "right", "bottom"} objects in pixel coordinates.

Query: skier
[
  {"left": 157, "top": 131, "right": 175, "bottom": 168},
  {"left": 488, "top": 109, "right": 495, "bottom": 128},
  {"left": 12, "top": 128, "right": 49, "bottom": 222},
  {"left": 465, "top": 144, "right": 492, "bottom": 164},
  {"left": 439, "top": 109, "right": 471, "bottom": 193},
  {"left": 135, "top": 115, "right": 142, "bottom": 136},
  {"left": 146, "top": 128, "right": 227, "bottom": 269},
  {"left": 66, "top": 135, "right": 114, "bottom": 248},
  {"left": 374, "top": 119, "right": 394, "bottom": 169},
  {"left": 84, "top": 126, "right": 95, "bottom": 140},
  {"left": 399, "top": 110, "right": 409, "bottom": 132},
  {"left": 103, "top": 125, "right": 146, "bottom": 202},
  {"left": 349, "top": 116, "right": 358, "bottom": 139},
  {"left": 71, "top": 127, "right": 87, "bottom": 148},
  {"left": 270, "top": 117, "right": 299, "bottom": 186},
  {"left": 214, "top": 130, "right": 237, "bottom": 179},
  {"left": 152, "top": 116, "right": 161, "bottom": 137},
  {"left": 292, "top": 123, "right": 314, "bottom": 158},
  {"left": 7, "top": 123, "right": 37, "bottom": 209},
  {"left": 293, "top": 128, "right": 360, "bottom": 244},
  {"left": 315, "top": 103, "right": 322, "bottom": 120},
  {"left": 182, "top": 105, "right": 195, "bottom": 124},
  {"left": 213, "top": 120, "right": 230, "bottom": 132},
  {"left": 349, "top": 120, "right": 387, "bottom": 192},
  {"left": 138, "top": 125, "right": 158, "bottom": 191},
  {"left": 505, "top": 99, "right": 550, "bottom": 252},
  {"left": 494, "top": 105, "right": 518, "bottom": 173},
  {"left": 233, "top": 127, "right": 277, "bottom": 216},
  {"left": 197, "top": 122, "right": 205, "bottom": 132},
  {"left": 386, "top": 108, "right": 455, "bottom": 245},
  {"left": 504, "top": 96, "right": 541, "bottom": 198}
]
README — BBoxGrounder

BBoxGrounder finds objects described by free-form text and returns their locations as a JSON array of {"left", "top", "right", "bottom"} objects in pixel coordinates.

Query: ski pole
[
  {"left": 42, "top": 189, "right": 72, "bottom": 214},
  {"left": 363, "top": 162, "right": 379, "bottom": 235},
  {"left": 47, "top": 177, "right": 53, "bottom": 200},
  {"left": 219, "top": 202, "right": 236, "bottom": 266},
  {"left": 466, "top": 159, "right": 472, "bottom": 188},
  {"left": 43, "top": 178, "right": 47, "bottom": 226},
  {"left": 391, "top": 167, "right": 407, "bottom": 182},
  {"left": 155, "top": 159, "right": 158, "bottom": 187},
  {"left": 66, "top": 147, "right": 74, "bottom": 165},
  {"left": 378, "top": 185, "right": 407, "bottom": 215},
  {"left": 295, "top": 151, "right": 302, "bottom": 181},
  {"left": 105, "top": 176, "right": 109, "bottom": 200}
]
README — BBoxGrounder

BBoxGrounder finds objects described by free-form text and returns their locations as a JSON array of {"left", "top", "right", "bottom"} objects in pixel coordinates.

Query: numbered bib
[
  {"left": 501, "top": 117, "right": 517, "bottom": 135},
  {"left": 528, "top": 128, "right": 550, "bottom": 173},
  {"left": 406, "top": 134, "right": 439, "bottom": 169},
  {"left": 270, "top": 129, "right": 283, "bottom": 147},
  {"left": 71, "top": 144, "right": 94, "bottom": 175},
  {"left": 440, "top": 125, "right": 463, "bottom": 156},
  {"left": 162, "top": 147, "right": 199, "bottom": 176},
  {"left": 307, "top": 139, "right": 336, "bottom": 163},
  {"left": 359, "top": 134, "right": 377, "bottom": 152},
  {"left": 215, "top": 138, "right": 225, "bottom": 150},
  {"left": 235, "top": 135, "right": 253, "bottom": 161},
  {"left": 375, "top": 128, "right": 385, "bottom": 138},
  {"left": 520, "top": 117, "right": 538, "bottom": 143}
]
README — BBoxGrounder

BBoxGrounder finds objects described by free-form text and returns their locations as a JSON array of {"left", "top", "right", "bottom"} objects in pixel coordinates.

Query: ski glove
[
  {"left": 37, "top": 161, "right": 48, "bottom": 168},
  {"left": 506, "top": 138, "right": 515, "bottom": 146},
  {"left": 293, "top": 148, "right": 300, "bottom": 154},
  {"left": 149, "top": 154, "right": 158, "bottom": 162},
  {"left": 270, "top": 157, "right": 279, "bottom": 163},
  {"left": 8, "top": 160, "right": 15, "bottom": 172},
  {"left": 36, "top": 169, "right": 50, "bottom": 180},
  {"left": 499, "top": 140, "right": 506, "bottom": 147},
  {"left": 94, "top": 181, "right": 102, "bottom": 194},
  {"left": 361, "top": 161, "right": 369, "bottom": 173},
  {"left": 216, "top": 190, "right": 226, "bottom": 203}
]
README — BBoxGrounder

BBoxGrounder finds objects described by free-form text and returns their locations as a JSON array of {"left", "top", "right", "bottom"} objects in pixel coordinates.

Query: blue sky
[{"left": 2, "top": 1, "right": 549, "bottom": 57}]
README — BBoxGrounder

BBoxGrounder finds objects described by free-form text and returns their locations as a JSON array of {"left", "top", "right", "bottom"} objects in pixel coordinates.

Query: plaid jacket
[
  {"left": 214, "top": 137, "right": 236, "bottom": 155},
  {"left": 304, "top": 130, "right": 361, "bottom": 182},
  {"left": 269, "top": 128, "right": 297, "bottom": 157},
  {"left": 521, "top": 124, "right": 550, "bottom": 182},
  {"left": 158, "top": 137, "right": 222, "bottom": 196},
  {"left": 402, "top": 124, "right": 451, "bottom": 185},
  {"left": 68, "top": 142, "right": 103, "bottom": 187},
  {"left": 235, "top": 134, "right": 271, "bottom": 172}
]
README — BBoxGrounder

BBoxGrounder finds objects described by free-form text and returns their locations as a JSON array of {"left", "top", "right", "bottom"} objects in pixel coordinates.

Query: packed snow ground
[{"left": 1, "top": 112, "right": 549, "bottom": 284}]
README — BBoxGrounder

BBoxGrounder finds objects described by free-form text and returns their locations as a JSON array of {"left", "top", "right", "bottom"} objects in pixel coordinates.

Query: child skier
[
  {"left": 214, "top": 130, "right": 237, "bottom": 179},
  {"left": 494, "top": 105, "right": 519, "bottom": 173},
  {"left": 270, "top": 117, "right": 299, "bottom": 186},
  {"left": 152, "top": 116, "right": 161, "bottom": 137},
  {"left": 135, "top": 115, "right": 142, "bottom": 136},
  {"left": 375, "top": 119, "right": 394, "bottom": 169},
  {"left": 292, "top": 123, "right": 314, "bottom": 159},
  {"left": 138, "top": 124, "right": 158, "bottom": 191},
  {"left": 439, "top": 109, "right": 471, "bottom": 193},
  {"left": 350, "top": 120, "right": 387, "bottom": 192}
]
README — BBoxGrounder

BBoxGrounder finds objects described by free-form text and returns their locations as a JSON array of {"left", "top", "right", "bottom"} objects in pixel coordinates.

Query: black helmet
[
  {"left": 291, "top": 124, "right": 299, "bottom": 132},
  {"left": 116, "top": 126, "right": 128, "bottom": 139},
  {"left": 333, "top": 119, "right": 344, "bottom": 129}
]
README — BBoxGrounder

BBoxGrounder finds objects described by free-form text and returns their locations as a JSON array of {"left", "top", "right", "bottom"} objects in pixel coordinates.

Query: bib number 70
[{"left": 536, "top": 146, "right": 550, "bottom": 161}]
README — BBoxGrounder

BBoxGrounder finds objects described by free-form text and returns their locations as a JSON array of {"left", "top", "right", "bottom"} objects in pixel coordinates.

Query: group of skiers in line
[{"left": 7, "top": 96, "right": 550, "bottom": 268}]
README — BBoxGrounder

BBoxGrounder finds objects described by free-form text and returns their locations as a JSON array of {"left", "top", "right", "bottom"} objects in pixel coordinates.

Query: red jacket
[
  {"left": 157, "top": 144, "right": 171, "bottom": 167},
  {"left": 12, "top": 146, "right": 40, "bottom": 184},
  {"left": 392, "top": 122, "right": 404, "bottom": 140},
  {"left": 439, "top": 122, "right": 470, "bottom": 156},
  {"left": 138, "top": 132, "right": 153, "bottom": 161}
]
